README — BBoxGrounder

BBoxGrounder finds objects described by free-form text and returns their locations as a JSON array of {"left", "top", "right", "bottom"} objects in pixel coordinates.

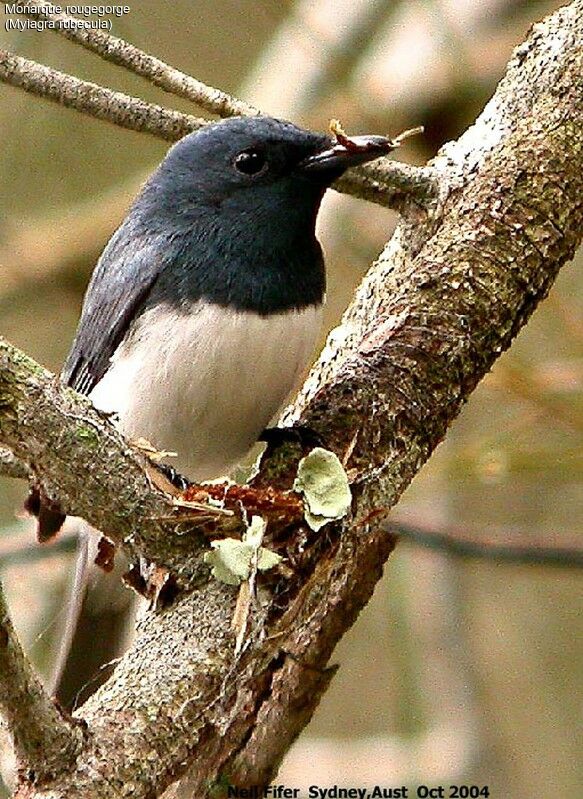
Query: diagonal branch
[
  {"left": 0, "top": 50, "right": 205, "bottom": 142},
  {"left": 23, "top": 0, "right": 260, "bottom": 118},
  {"left": 0, "top": 1, "right": 581, "bottom": 797},
  {"left": 0, "top": 339, "right": 252, "bottom": 583},
  {"left": 0, "top": 581, "right": 83, "bottom": 782}
]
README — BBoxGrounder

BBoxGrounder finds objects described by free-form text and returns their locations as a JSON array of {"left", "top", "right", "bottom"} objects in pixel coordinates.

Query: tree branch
[
  {"left": 0, "top": 581, "right": 83, "bottom": 782},
  {"left": 23, "top": 0, "right": 260, "bottom": 118},
  {"left": 0, "top": 1, "right": 581, "bottom": 797},
  {"left": 0, "top": 50, "right": 205, "bottom": 142},
  {"left": 0, "top": 339, "right": 250, "bottom": 584},
  {"left": 0, "top": 24, "right": 438, "bottom": 211},
  {"left": 390, "top": 521, "right": 583, "bottom": 569}
]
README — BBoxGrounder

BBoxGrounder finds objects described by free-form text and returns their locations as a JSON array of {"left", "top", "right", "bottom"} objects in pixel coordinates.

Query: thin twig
[
  {"left": 0, "top": 50, "right": 439, "bottom": 208},
  {"left": 24, "top": 0, "right": 259, "bottom": 118},
  {"left": 0, "top": 50, "right": 204, "bottom": 142},
  {"left": 0, "top": 581, "right": 83, "bottom": 779},
  {"left": 390, "top": 521, "right": 583, "bottom": 569}
]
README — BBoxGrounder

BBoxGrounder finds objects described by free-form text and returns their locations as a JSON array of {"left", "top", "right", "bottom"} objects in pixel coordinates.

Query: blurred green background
[{"left": 0, "top": 1, "right": 581, "bottom": 797}]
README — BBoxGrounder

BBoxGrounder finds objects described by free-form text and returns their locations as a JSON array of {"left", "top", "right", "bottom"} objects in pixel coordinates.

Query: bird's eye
[{"left": 233, "top": 148, "right": 267, "bottom": 176}]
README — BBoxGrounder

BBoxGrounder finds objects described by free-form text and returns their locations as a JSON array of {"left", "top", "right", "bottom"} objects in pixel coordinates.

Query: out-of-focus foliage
[{"left": 0, "top": 2, "right": 581, "bottom": 798}]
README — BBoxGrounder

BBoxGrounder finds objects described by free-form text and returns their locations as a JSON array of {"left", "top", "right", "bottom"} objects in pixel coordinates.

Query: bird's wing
[{"left": 62, "top": 221, "right": 166, "bottom": 395}]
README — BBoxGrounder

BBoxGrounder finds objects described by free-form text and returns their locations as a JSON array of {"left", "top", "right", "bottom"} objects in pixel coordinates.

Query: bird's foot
[
  {"left": 259, "top": 425, "right": 326, "bottom": 451},
  {"left": 154, "top": 462, "right": 191, "bottom": 492}
]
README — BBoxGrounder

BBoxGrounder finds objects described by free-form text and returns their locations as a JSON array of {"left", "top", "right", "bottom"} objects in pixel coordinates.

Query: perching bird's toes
[
  {"left": 155, "top": 462, "right": 192, "bottom": 492},
  {"left": 259, "top": 425, "right": 327, "bottom": 451}
]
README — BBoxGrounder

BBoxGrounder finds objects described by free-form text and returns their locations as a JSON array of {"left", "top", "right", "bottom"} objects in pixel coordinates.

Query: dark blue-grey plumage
[{"left": 63, "top": 117, "right": 334, "bottom": 395}]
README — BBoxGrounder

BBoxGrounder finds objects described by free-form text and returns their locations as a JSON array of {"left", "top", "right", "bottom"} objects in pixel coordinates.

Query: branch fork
[{"left": 0, "top": 0, "right": 581, "bottom": 796}]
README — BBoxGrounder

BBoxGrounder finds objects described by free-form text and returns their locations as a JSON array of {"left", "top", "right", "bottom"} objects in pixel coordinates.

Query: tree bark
[{"left": 0, "top": 1, "right": 581, "bottom": 797}]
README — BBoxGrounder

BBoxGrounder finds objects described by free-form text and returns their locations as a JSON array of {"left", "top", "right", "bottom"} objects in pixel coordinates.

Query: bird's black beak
[{"left": 298, "top": 134, "right": 396, "bottom": 178}]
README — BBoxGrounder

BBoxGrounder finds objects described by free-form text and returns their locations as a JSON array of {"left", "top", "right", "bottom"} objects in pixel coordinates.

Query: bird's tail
[
  {"left": 50, "top": 523, "right": 136, "bottom": 711},
  {"left": 49, "top": 528, "right": 91, "bottom": 700}
]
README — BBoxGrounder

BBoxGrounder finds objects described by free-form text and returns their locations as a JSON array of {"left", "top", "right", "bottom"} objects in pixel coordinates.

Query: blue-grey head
[
  {"left": 146, "top": 116, "right": 390, "bottom": 224},
  {"left": 107, "top": 116, "right": 394, "bottom": 314}
]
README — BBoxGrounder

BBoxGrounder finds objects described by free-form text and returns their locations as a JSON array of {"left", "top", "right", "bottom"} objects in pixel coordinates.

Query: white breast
[{"left": 89, "top": 300, "right": 322, "bottom": 480}]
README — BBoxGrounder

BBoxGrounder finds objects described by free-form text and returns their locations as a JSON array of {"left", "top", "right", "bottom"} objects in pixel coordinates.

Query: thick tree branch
[
  {"left": 0, "top": 1, "right": 581, "bottom": 797},
  {"left": 0, "top": 582, "right": 83, "bottom": 782},
  {"left": 0, "top": 341, "right": 247, "bottom": 584}
]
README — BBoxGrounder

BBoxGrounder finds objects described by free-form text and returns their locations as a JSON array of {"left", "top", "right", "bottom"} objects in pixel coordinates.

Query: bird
[{"left": 28, "top": 115, "right": 393, "bottom": 705}]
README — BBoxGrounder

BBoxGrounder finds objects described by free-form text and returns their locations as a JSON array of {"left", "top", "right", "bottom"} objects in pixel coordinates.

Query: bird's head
[
  {"left": 128, "top": 116, "right": 393, "bottom": 312},
  {"left": 143, "top": 116, "right": 392, "bottom": 231}
]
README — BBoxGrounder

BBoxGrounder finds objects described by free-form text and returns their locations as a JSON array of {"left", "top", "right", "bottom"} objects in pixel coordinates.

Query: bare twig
[
  {"left": 0, "top": 50, "right": 204, "bottom": 142},
  {"left": 0, "top": 51, "right": 438, "bottom": 209},
  {"left": 0, "top": 581, "right": 83, "bottom": 780},
  {"left": 23, "top": 0, "right": 259, "bottom": 118},
  {"left": 390, "top": 521, "right": 583, "bottom": 569}
]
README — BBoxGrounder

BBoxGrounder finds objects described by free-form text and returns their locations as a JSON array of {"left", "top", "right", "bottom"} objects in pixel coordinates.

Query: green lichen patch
[
  {"left": 74, "top": 424, "right": 99, "bottom": 448},
  {"left": 293, "top": 447, "right": 352, "bottom": 531},
  {"left": 204, "top": 516, "right": 282, "bottom": 585}
]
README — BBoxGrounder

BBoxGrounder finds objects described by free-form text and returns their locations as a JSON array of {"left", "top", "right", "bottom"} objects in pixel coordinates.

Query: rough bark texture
[
  {"left": 0, "top": 2, "right": 581, "bottom": 797},
  {"left": 0, "top": 586, "right": 84, "bottom": 783},
  {"left": 0, "top": 343, "right": 236, "bottom": 584}
]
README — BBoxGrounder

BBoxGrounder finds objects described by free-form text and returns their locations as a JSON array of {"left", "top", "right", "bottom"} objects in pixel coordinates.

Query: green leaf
[{"left": 293, "top": 447, "right": 352, "bottom": 531}]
